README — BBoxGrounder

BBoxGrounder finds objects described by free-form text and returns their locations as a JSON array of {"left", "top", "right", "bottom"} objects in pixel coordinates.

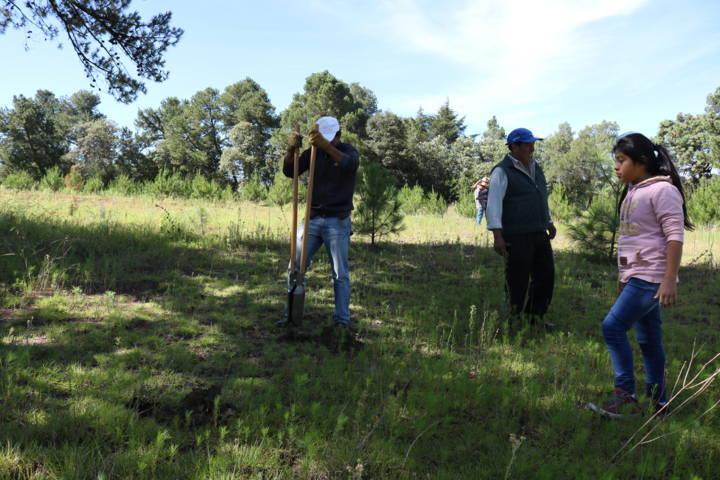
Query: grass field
[{"left": 1, "top": 189, "right": 719, "bottom": 479}]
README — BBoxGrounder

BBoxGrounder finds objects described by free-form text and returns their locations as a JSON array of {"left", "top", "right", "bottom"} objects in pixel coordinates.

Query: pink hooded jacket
[{"left": 617, "top": 176, "right": 685, "bottom": 284}]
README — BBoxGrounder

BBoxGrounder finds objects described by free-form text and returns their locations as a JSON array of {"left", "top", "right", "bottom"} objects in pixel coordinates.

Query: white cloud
[
  {"left": 306, "top": 0, "right": 720, "bottom": 136},
  {"left": 376, "top": 0, "right": 649, "bottom": 116},
  {"left": 377, "top": 0, "right": 648, "bottom": 68},
  {"left": 311, "top": 0, "right": 652, "bottom": 132}
]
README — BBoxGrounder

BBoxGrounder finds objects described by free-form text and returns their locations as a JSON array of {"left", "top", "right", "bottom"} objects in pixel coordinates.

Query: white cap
[{"left": 316, "top": 116, "right": 340, "bottom": 141}]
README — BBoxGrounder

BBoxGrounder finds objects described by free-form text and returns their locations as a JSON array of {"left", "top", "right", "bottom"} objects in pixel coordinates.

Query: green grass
[{"left": 1, "top": 188, "right": 719, "bottom": 479}]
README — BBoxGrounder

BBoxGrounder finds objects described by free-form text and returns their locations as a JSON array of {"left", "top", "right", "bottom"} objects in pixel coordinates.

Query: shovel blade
[{"left": 289, "top": 284, "right": 305, "bottom": 327}]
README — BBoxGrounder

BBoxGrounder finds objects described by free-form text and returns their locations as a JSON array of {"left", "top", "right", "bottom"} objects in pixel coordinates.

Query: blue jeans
[
  {"left": 476, "top": 206, "right": 484, "bottom": 224},
  {"left": 289, "top": 215, "right": 352, "bottom": 326},
  {"left": 601, "top": 278, "right": 666, "bottom": 403}
]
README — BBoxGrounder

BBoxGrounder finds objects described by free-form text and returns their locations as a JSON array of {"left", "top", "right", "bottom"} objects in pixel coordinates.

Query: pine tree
[
  {"left": 1, "top": 1, "right": 183, "bottom": 102},
  {"left": 430, "top": 100, "right": 466, "bottom": 144},
  {"left": 354, "top": 162, "right": 404, "bottom": 246}
]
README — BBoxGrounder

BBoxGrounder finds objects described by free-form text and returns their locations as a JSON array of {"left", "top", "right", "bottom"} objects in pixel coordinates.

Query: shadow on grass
[{"left": 3, "top": 208, "right": 718, "bottom": 371}]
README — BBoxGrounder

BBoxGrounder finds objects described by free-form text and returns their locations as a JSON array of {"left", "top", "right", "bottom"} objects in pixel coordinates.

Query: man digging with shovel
[{"left": 277, "top": 116, "right": 360, "bottom": 343}]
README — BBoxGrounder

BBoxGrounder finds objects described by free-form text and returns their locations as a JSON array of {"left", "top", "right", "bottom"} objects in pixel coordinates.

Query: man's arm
[
  {"left": 486, "top": 168, "right": 508, "bottom": 256},
  {"left": 332, "top": 144, "right": 359, "bottom": 172},
  {"left": 543, "top": 172, "right": 556, "bottom": 239},
  {"left": 282, "top": 132, "right": 307, "bottom": 178},
  {"left": 309, "top": 130, "right": 359, "bottom": 172},
  {"left": 486, "top": 168, "right": 507, "bottom": 230},
  {"left": 282, "top": 147, "right": 296, "bottom": 178}
]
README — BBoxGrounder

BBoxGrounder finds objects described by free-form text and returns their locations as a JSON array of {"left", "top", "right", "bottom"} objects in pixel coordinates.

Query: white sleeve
[{"left": 486, "top": 168, "right": 507, "bottom": 230}]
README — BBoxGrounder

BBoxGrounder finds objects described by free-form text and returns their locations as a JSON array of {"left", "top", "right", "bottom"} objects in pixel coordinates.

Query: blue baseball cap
[{"left": 506, "top": 128, "right": 543, "bottom": 144}]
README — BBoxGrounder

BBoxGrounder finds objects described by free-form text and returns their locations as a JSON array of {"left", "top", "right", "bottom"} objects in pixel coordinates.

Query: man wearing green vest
[{"left": 486, "top": 128, "right": 557, "bottom": 321}]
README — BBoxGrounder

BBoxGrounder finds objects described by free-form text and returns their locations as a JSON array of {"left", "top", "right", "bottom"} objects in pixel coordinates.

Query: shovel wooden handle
[
  {"left": 289, "top": 146, "right": 299, "bottom": 272},
  {"left": 299, "top": 145, "right": 317, "bottom": 275}
]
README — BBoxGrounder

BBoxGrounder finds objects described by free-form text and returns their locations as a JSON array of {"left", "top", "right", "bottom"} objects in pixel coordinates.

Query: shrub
[
  {"left": 189, "top": 175, "right": 226, "bottom": 201},
  {"left": 455, "top": 189, "right": 476, "bottom": 218},
  {"left": 83, "top": 176, "right": 104, "bottom": 193},
  {"left": 548, "top": 185, "right": 577, "bottom": 223},
  {"left": 221, "top": 185, "right": 236, "bottom": 201},
  {"left": 688, "top": 176, "right": 720, "bottom": 226},
  {"left": 3, "top": 171, "right": 37, "bottom": 191},
  {"left": 40, "top": 167, "right": 64, "bottom": 192},
  {"left": 423, "top": 189, "right": 448, "bottom": 216},
  {"left": 397, "top": 184, "right": 448, "bottom": 216},
  {"left": 240, "top": 174, "right": 267, "bottom": 202},
  {"left": 567, "top": 192, "right": 619, "bottom": 261},
  {"left": 148, "top": 170, "right": 190, "bottom": 198},
  {"left": 64, "top": 165, "right": 84, "bottom": 191},
  {"left": 397, "top": 184, "right": 425, "bottom": 215},
  {"left": 266, "top": 171, "right": 293, "bottom": 207},
  {"left": 108, "top": 174, "right": 139, "bottom": 196}
]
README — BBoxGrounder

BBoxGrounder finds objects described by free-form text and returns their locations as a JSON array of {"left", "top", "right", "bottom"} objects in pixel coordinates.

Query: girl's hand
[{"left": 655, "top": 279, "right": 677, "bottom": 307}]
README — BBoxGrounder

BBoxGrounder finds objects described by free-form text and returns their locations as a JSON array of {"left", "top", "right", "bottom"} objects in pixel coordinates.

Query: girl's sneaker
[
  {"left": 587, "top": 388, "right": 643, "bottom": 419},
  {"left": 653, "top": 401, "right": 670, "bottom": 417}
]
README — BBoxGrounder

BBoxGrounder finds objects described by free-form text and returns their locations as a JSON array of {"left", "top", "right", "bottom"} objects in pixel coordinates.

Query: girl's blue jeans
[{"left": 601, "top": 277, "right": 667, "bottom": 403}]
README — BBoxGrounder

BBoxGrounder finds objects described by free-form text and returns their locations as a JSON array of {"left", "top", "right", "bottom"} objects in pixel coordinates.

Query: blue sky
[{"left": 2, "top": 0, "right": 719, "bottom": 138}]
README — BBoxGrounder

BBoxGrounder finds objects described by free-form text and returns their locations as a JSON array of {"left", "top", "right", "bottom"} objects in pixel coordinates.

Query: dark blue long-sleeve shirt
[{"left": 283, "top": 142, "right": 360, "bottom": 217}]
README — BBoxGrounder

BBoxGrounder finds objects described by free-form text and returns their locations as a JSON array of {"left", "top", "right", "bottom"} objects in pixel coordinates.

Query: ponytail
[
  {"left": 617, "top": 184, "right": 629, "bottom": 217},
  {"left": 653, "top": 143, "right": 694, "bottom": 231}
]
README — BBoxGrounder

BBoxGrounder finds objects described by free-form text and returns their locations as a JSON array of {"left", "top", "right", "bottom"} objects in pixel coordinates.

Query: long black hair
[{"left": 613, "top": 132, "right": 693, "bottom": 230}]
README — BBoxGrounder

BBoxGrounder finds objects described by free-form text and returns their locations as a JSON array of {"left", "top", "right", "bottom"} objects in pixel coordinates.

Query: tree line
[{"left": 1, "top": 71, "right": 719, "bottom": 206}]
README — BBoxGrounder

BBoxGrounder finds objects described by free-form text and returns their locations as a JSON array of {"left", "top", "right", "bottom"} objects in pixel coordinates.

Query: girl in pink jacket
[{"left": 589, "top": 133, "right": 693, "bottom": 419}]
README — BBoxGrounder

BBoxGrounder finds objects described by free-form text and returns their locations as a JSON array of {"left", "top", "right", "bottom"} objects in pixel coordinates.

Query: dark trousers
[{"left": 504, "top": 232, "right": 554, "bottom": 316}]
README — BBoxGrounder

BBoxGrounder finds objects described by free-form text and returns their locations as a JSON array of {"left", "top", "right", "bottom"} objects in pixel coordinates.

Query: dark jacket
[
  {"left": 492, "top": 155, "right": 550, "bottom": 235},
  {"left": 283, "top": 142, "right": 359, "bottom": 217}
]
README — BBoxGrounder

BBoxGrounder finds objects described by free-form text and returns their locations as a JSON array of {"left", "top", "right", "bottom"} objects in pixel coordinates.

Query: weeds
[
  {"left": 613, "top": 342, "right": 720, "bottom": 462},
  {"left": 504, "top": 433, "right": 526, "bottom": 480},
  {"left": 0, "top": 190, "right": 718, "bottom": 479}
]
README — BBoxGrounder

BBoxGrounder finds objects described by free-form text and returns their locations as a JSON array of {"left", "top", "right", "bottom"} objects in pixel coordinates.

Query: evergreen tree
[
  {"left": 405, "top": 108, "right": 433, "bottom": 146},
  {"left": 567, "top": 191, "right": 620, "bottom": 261},
  {"left": 61, "top": 90, "right": 104, "bottom": 132},
  {"left": 658, "top": 114, "right": 714, "bottom": 185},
  {"left": 705, "top": 86, "right": 720, "bottom": 174},
  {"left": 220, "top": 121, "right": 268, "bottom": 184},
  {"left": 183, "top": 88, "right": 227, "bottom": 179},
  {"left": 137, "top": 88, "right": 227, "bottom": 180},
  {"left": 538, "top": 122, "right": 573, "bottom": 168},
  {"left": 279, "top": 71, "right": 375, "bottom": 140},
  {"left": 479, "top": 116, "right": 507, "bottom": 164},
  {"left": 135, "top": 96, "right": 185, "bottom": 172},
  {"left": 450, "top": 136, "right": 485, "bottom": 196},
  {"left": 116, "top": 127, "right": 156, "bottom": 181},
  {"left": 366, "top": 111, "right": 416, "bottom": 185},
  {"left": 220, "top": 79, "right": 278, "bottom": 183},
  {"left": 430, "top": 100, "right": 465, "bottom": 144},
  {"left": 220, "top": 78, "right": 278, "bottom": 132},
  {"left": 411, "top": 136, "right": 454, "bottom": 200},
  {"left": 0, "top": 90, "right": 70, "bottom": 179},
  {"left": 549, "top": 121, "right": 619, "bottom": 208},
  {"left": 64, "top": 118, "right": 118, "bottom": 182},
  {"left": 354, "top": 162, "right": 404, "bottom": 246}
]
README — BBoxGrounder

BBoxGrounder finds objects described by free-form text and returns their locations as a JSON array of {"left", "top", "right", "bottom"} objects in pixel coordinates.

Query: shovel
[{"left": 287, "top": 145, "right": 317, "bottom": 327}]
